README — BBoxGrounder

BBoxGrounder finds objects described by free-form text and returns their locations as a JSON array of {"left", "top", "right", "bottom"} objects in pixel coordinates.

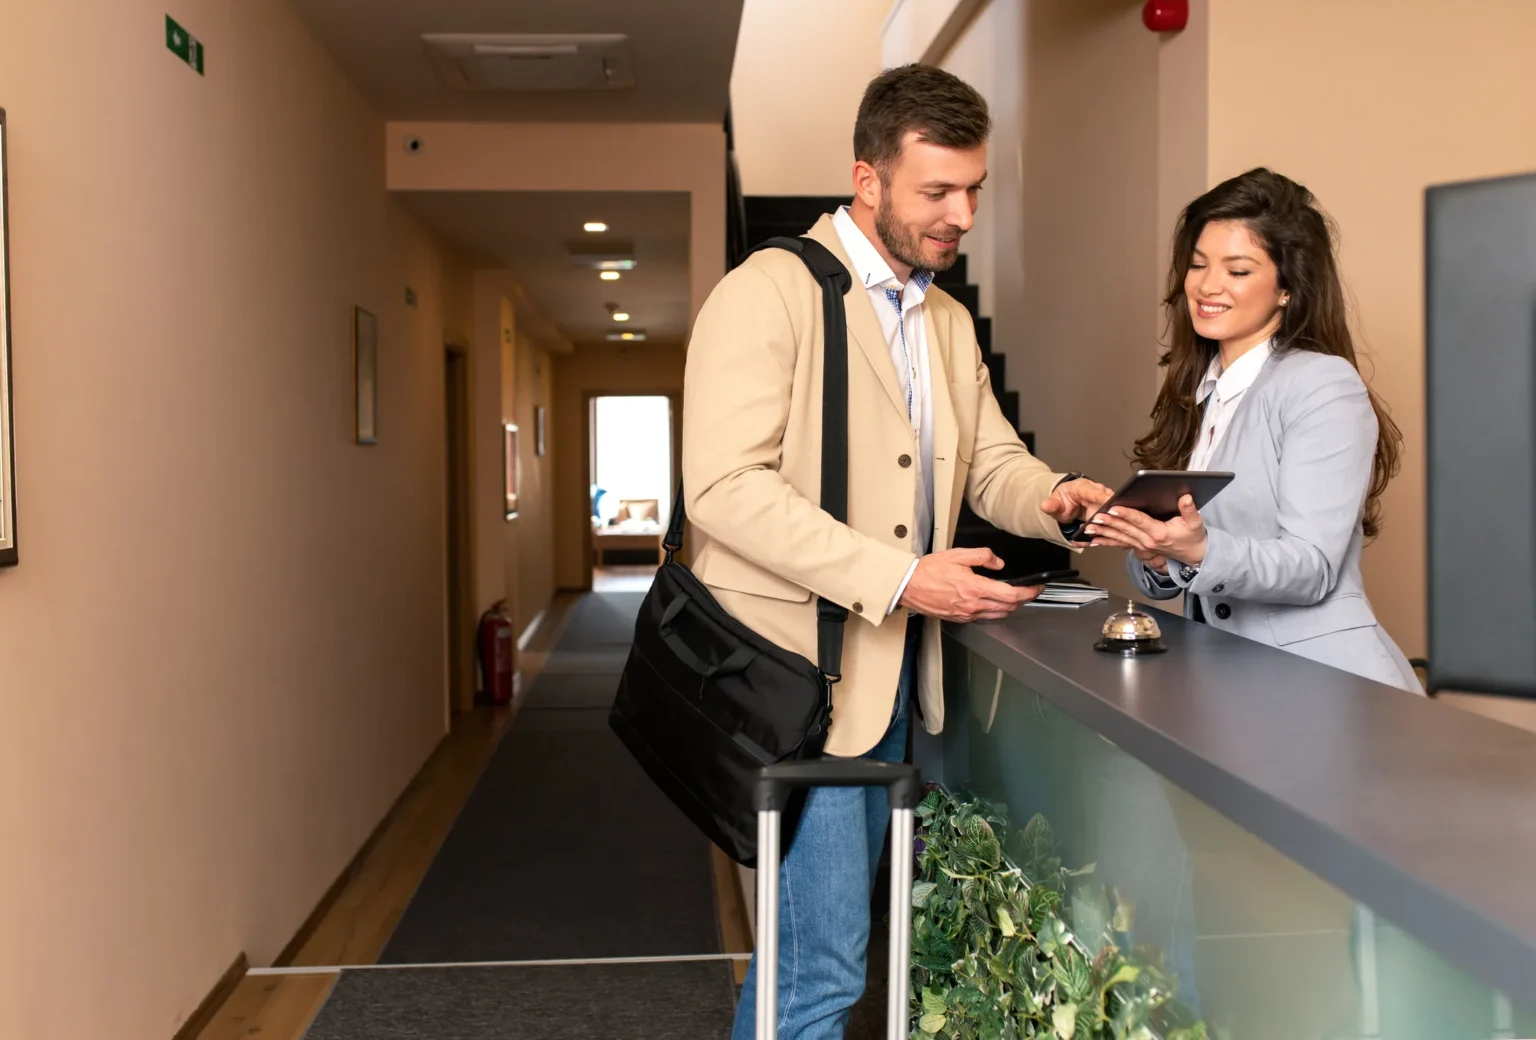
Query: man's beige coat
[{"left": 682, "top": 215, "right": 1070, "bottom": 756}]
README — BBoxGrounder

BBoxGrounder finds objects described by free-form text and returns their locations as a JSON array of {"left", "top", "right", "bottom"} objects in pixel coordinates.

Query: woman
[{"left": 1085, "top": 168, "right": 1419, "bottom": 691}]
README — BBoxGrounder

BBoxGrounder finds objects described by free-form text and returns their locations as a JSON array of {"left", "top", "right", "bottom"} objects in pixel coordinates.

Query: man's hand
[
  {"left": 898, "top": 548, "right": 1041, "bottom": 622},
  {"left": 1040, "top": 478, "right": 1116, "bottom": 525}
]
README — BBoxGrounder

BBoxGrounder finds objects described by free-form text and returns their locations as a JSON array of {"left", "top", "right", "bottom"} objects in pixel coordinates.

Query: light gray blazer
[{"left": 1127, "top": 349, "right": 1420, "bottom": 692}]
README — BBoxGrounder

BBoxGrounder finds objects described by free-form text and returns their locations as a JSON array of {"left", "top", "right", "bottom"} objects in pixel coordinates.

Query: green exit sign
[{"left": 165, "top": 15, "right": 204, "bottom": 75}]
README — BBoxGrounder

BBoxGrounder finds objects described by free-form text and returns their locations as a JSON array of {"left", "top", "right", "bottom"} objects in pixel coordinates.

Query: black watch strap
[{"left": 1055, "top": 473, "right": 1087, "bottom": 539}]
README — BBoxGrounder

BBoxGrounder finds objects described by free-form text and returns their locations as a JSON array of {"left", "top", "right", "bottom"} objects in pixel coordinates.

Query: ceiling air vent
[{"left": 422, "top": 33, "right": 635, "bottom": 92}]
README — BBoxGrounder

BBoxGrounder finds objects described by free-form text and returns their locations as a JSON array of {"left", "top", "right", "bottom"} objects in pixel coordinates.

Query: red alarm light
[{"left": 1143, "top": 0, "right": 1189, "bottom": 32}]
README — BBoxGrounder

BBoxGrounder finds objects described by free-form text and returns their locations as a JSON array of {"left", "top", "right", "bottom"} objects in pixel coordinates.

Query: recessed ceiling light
[
  {"left": 600, "top": 271, "right": 621, "bottom": 281},
  {"left": 584, "top": 222, "right": 608, "bottom": 233},
  {"left": 612, "top": 312, "right": 630, "bottom": 322},
  {"left": 605, "top": 330, "right": 646, "bottom": 342}
]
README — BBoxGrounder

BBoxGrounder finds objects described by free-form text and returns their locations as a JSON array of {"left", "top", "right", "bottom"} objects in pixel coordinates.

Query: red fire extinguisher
[{"left": 477, "top": 599, "right": 516, "bottom": 705}]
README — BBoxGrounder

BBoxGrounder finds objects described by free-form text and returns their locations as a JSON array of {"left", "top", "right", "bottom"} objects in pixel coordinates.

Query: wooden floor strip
[
  {"left": 192, "top": 974, "right": 334, "bottom": 1040},
  {"left": 711, "top": 845, "right": 754, "bottom": 985}
]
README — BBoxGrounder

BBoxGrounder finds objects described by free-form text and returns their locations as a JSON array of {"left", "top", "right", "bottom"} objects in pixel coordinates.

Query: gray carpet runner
[
  {"left": 302, "top": 961, "right": 737, "bottom": 1039},
  {"left": 302, "top": 588, "right": 732, "bottom": 1038}
]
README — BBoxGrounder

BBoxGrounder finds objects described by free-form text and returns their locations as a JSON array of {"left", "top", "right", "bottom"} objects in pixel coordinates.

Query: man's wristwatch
[{"left": 1054, "top": 472, "right": 1088, "bottom": 540}]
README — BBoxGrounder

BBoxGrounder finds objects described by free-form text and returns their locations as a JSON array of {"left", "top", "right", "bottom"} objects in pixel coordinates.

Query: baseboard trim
[
  {"left": 272, "top": 733, "right": 450, "bottom": 967},
  {"left": 516, "top": 607, "right": 548, "bottom": 651},
  {"left": 172, "top": 951, "right": 248, "bottom": 1040}
]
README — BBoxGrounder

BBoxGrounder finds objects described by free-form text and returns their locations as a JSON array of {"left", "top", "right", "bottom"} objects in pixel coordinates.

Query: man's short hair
[{"left": 853, "top": 64, "right": 992, "bottom": 180}]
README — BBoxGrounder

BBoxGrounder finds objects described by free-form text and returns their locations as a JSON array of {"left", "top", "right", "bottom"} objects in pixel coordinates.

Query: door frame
[
  {"left": 443, "top": 341, "right": 477, "bottom": 719},
  {"left": 581, "top": 389, "right": 682, "bottom": 589}
]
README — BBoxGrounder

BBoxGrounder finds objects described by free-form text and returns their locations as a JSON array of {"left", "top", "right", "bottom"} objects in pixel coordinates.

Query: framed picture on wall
[
  {"left": 503, "top": 423, "right": 520, "bottom": 520},
  {"left": 353, "top": 306, "right": 378, "bottom": 445},
  {"left": 0, "top": 109, "right": 17, "bottom": 567},
  {"left": 535, "top": 405, "right": 547, "bottom": 456}
]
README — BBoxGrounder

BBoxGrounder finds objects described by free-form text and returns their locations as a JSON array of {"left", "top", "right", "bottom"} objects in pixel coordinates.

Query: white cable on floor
[{"left": 248, "top": 952, "right": 753, "bottom": 976}]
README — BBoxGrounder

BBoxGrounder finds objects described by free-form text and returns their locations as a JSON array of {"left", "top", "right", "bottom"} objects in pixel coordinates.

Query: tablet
[{"left": 1070, "top": 470, "right": 1234, "bottom": 541}]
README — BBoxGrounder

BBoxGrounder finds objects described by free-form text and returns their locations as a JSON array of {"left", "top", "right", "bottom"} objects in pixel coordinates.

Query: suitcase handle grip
[{"left": 754, "top": 760, "right": 921, "bottom": 813}]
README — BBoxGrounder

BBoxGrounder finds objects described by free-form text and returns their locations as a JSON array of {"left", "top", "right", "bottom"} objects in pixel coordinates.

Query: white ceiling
[
  {"left": 400, "top": 191, "right": 692, "bottom": 344},
  {"left": 289, "top": 0, "right": 746, "bottom": 122}
]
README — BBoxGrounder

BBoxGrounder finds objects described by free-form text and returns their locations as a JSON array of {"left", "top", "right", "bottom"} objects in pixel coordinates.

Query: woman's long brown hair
[{"left": 1134, "top": 168, "right": 1403, "bottom": 538}]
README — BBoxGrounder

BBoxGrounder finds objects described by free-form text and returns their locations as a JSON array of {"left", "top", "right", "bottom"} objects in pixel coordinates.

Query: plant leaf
[
  {"left": 923, "top": 989, "right": 948, "bottom": 1016},
  {"left": 1106, "top": 963, "right": 1140, "bottom": 989},
  {"left": 913, "top": 880, "right": 939, "bottom": 909},
  {"left": 997, "top": 907, "right": 1017, "bottom": 937},
  {"left": 919, "top": 1012, "right": 947, "bottom": 1035},
  {"left": 1052, "top": 1003, "right": 1078, "bottom": 1040}
]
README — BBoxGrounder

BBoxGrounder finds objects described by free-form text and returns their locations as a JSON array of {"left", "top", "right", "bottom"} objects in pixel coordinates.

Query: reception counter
[{"left": 921, "top": 602, "right": 1536, "bottom": 1039}]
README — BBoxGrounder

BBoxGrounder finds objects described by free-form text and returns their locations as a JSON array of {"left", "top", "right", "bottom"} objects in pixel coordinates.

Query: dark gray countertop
[{"left": 946, "top": 602, "right": 1536, "bottom": 1005}]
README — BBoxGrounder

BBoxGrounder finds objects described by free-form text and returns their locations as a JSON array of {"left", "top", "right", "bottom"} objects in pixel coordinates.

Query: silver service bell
[{"left": 1094, "top": 599, "right": 1168, "bottom": 656}]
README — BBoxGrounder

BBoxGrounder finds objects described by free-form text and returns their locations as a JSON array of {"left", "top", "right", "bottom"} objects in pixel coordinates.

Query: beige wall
[
  {"left": 1206, "top": 0, "right": 1536, "bottom": 657},
  {"left": 0, "top": 1, "right": 475, "bottom": 1037},
  {"left": 939, "top": 0, "right": 1026, "bottom": 426},
  {"left": 730, "top": 0, "right": 892, "bottom": 196},
  {"left": 507, "top": 333, "right": 556, "bottom": 640},
  {"left": 1015, "top": 0, "right": 1165, "bottom": 594},
  {"left": 468, "top": 277, "right": 559, "bottom": 661},
  {"left": 552, "top": 344, "right": 687, "bottom": 590},
  {"left": 883, "top": 0, "right": 990, "bottom": 67}
]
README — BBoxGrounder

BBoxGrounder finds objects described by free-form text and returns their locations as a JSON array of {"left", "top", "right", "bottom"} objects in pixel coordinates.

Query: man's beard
[{"left": 875, "top": 197, "right": 963, "bottom": 274}]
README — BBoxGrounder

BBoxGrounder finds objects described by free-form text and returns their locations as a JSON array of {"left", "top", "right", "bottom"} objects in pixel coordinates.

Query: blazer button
[
  {"left": 1212, "top": 582, "right": 1227, "bottom": 594},
  {"left": 1214, "top": 603, "right": 1232, "bottom": 620},
  {"left": 898, "top": 454, "right": 912, "bottom": 468},
  {"left": 852, "top": 602, "right": 864, "bottom": 614},
  {"left": 894, "top": 524, "right": 908, "bottom": 539}
]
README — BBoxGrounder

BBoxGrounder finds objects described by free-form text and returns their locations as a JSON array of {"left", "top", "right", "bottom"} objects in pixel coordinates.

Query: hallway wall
[
  {"left": 507, "top": 332, "right": 557, "bottom": 641},
  {"left": 1205, "top": 0, "right": 1536, "bottom": 658},
  {"left": 1011, "top": 0, "right": 1168, "bottom": 594},
  {"left": 729, "top": 0, "right": 891, "bottom": 196},
  {"left": 0, "top": 1, "right": 473, "bottom": 1037}
]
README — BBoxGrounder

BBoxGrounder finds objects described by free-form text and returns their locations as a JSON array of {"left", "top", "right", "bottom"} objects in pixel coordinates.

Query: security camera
[{"left": 403, "top": 135, "right": 424, "bottom": 155}]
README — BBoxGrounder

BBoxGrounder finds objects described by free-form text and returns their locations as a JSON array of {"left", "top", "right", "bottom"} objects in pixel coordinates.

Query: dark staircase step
[
  {"left": 983, "top": 352, "right": 1006, "bottom": 391},
  {"left": 745, "top": 196, "right": 848, "bottom": 244},
  {"left": 974, "top": 316, "right": 991, "bottom": 354},
  {"left": 999, "top": 389, "right": 1020, "bottom": 431},
  {"left": 931, "top": 254, "right": 968, "bottom": 287},
  {"left": 944, "top": 283, "right": 980, "bottom": 320}
]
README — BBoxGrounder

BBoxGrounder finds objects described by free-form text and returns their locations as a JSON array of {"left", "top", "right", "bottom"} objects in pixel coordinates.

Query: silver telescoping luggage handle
[{"left": 753, "top": 760, "right": 922, "bottom": 1040}]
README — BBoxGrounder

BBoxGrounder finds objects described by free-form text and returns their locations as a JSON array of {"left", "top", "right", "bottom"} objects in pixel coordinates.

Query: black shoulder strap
[{"left": 664, "top": 235, "right": 853, "bottom": 683}]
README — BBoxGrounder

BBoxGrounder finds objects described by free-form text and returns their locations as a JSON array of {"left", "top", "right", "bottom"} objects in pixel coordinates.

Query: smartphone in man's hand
[{"left": 1004, "top": 569, "right": 1079, "bottom": 587}]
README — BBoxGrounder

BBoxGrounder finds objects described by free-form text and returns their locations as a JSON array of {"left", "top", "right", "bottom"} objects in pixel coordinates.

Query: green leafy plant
[{"left": 910, "top": 787, "right": 1208, "bottom": 1040}]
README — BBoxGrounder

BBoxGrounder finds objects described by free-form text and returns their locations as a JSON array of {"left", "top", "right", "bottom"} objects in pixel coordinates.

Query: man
[{"left": 682, "top": 65, "right": 1111, "bottom": 1038}]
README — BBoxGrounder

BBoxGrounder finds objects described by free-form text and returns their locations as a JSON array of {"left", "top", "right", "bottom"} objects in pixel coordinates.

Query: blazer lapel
[
  {"left": 805, "top": 216, "right": 911, "bottom": 424},
  {"left": 1207, "top": 352, "right": 1283, "bottom": 470},
  {"left": 928, "top": 304, "right": 961, "bottom": 550}
]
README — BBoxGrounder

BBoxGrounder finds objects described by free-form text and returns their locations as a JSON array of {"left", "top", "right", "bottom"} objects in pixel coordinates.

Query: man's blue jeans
[{"left": 731, "top": 618, "right": 919, "bottom": 1040}]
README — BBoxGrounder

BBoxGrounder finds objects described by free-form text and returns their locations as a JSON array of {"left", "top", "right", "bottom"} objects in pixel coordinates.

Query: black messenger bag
[{"left": 609, "top": 236, "right": 853, "bottom": 868}]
